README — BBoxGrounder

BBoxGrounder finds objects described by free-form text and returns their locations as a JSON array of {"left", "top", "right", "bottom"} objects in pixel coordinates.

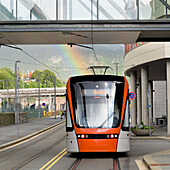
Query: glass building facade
[{"left": 0, "top": 0, "right": 169, "bottom": 21}]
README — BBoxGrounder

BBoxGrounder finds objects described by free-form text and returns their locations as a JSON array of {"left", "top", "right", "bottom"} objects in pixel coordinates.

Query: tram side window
[
  {"left": 122, "top": 99, "right": 129, "bottom": 131},
  {"left": 66, "top": 99, "right": 73, "bottom": 131}
]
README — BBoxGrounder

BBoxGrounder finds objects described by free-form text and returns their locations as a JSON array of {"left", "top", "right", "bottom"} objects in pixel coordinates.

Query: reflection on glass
[
  {"left": 0, "top": 0, "right": 16, "bottom": 20},
  {"left": 71, "top": 81, "right": 124, "bottom": 128},
  {"left": 0, "top": 0, "right": 169, "bottom": 21},
  {"left": 58, "top": 0, "right": 92, "bottom": 20},
  {"left": 18, "top": 1, "right": 30, "bottom": 20},
  {"left": 17, "top": 0, "right": 56, "bottom": 20},
  {"left": 139, "top": 0, "right": 152, "bottom": 19},
  {"left": 99, "top": 0, "right": 137, "bottom": 19}
]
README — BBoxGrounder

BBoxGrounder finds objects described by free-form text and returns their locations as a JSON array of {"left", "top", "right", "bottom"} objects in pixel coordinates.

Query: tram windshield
[{"left": 71, "top": 81, "right": 124, "bottom": 128}]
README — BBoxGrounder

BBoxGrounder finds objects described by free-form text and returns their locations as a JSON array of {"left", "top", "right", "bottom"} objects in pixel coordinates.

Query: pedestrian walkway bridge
[{"left": 1, "top": 0, "right": 170, "bottom": 44}]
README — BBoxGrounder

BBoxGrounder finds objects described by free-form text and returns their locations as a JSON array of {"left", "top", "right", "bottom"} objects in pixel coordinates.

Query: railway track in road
[
  {"left": 0, "top": 123, "right": 65, "bottom": 159},
  {"left": 68, "top": 158, "right": 82, "bottom": 170},
  {"left": 68, "top": 155, "right": 121, "bottom": 170},
  {"left": 0, "top": 121, "right": 66, "bottom": 170},
  {"left": 113, "top": 158, "right": 121, "bottom": 170},
  {"left": 11, "top": 136, "right": 66, "bottom": 170}
]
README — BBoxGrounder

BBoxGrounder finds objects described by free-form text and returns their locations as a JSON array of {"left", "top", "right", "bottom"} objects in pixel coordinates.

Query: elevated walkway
[{"left": 1, "top": 20, "right": 170, "bottom": 44}]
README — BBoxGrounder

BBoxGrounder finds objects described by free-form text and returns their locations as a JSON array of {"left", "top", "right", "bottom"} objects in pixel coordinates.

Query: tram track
[
  {"left": 0, "top": 122, "right": 65, "bottom": 159},
  {"left": 11, "top": 136, "right": 66, "bottom": 170},
  {"left": 68, "top": 158, "right": 82, "bottom": 170},
  {"left": 113, "top": 158, "right": 121, "bottom": 170},
  {"left": 68, "top": 156, "right": 121, "bottom": 170}
]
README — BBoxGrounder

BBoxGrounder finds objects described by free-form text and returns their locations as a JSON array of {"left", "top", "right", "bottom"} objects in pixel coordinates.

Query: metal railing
[{"left": 0, "top": 0, "right": 169, "bottom": 21}]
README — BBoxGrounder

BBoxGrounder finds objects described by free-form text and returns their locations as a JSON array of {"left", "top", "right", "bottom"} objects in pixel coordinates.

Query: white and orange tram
[{"left": 66, "top": 75, "right": 130, "bottom": 152}]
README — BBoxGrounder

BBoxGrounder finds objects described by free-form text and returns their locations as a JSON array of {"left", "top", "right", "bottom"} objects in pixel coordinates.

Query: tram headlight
[
  {"left": 110, "top": 134, "right": 114, "bottom": 139},
  {"left": 81, "top": 134, "right": 85, "bottom": 139}
]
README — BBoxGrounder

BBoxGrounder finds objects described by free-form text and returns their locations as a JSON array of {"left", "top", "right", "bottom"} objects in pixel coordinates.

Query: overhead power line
[
  {"left": 0, "top": 57, "right": 87, "bottom": 71},
  {"left": 0, "top": 33, "right": 64, "bottom": 82}
]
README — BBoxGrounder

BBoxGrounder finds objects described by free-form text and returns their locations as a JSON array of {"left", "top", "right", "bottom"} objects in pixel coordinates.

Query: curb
[
  {"left": 143, "top": 154, "right": 161, "bottom": 170},
  {"left": 0, "top": 120, "right": 66, "bottom": 151},
  {"left": 140, "top": 149, "right": 170, "bottom": 170},
  {"left": 130, "top": 136, "right": 170, "bottom": 140}
]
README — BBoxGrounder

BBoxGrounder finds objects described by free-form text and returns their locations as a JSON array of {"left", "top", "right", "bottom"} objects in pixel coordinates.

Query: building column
[
  {"left": 130, "top": 71, "right": 137, "bottom": 126},
  {"left": 137, "top": 78, "right": 142, "bottom": 124},
  {"left": 167, "top": 59, "right": 170, "bottom": 134},
  {"left": 141, "top": 66, "right": 149, "bottom": 125}
]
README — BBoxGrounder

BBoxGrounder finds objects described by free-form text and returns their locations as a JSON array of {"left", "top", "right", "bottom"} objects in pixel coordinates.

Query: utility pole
[
  {"left": 38, "top": 72, "right": 42, "bottom": 120},
  {"left": 2, "top": 80, "right": 4, "bottom": 112},
  {"left": 15, "top": 60, "right": 20, "bottom": 137},
  {"left": 6, "top": 78, "right": 9, "bottom": 110},
  {"left": 112, "top": 61, "right": 120, "bottom": 76},
  {"left": 17, "top": 67, "right": 20, "bottom": 103},
  {"left": 54, "top": 77, "right": 56, "bottom": 119}
]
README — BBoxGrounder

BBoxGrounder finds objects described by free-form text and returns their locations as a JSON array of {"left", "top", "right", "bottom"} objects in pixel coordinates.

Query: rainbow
[{"left": 52, "top": 45, "right": 92, "bottom": 77}]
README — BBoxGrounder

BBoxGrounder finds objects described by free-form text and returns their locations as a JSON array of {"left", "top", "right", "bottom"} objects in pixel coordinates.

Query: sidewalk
[
  {"left": 143, "top": 150, "right": 170, "bottom": 170},
  {"left": 0, "top": 119, "right": 170, "bottom": 169},
  {"left": 132, "top": 126, "right": 170, "bottom": 169},
  {"left": 0, "top": 116, "right": 65, "bottom": 149},
  {"left": 131, "top": 126, "right": 170, "bottom": 140}
]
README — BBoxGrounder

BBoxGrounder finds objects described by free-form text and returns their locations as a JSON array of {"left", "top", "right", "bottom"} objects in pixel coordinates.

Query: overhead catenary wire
[
  {"left": 0, "top": 56, "right": 122, "bottom": 73},
  {"left": 0, "top": 33, "right": 64, "bottom": 82},
  {"left": 0, "top": 57, "right": 88, "bottom": 71}
]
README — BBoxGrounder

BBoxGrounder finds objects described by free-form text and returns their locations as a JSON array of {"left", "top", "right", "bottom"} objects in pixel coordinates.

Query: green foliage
[
  {"left": 32, "top": 69, "right": 64, "bottom": 87},
  {"left": 131, "top": 121, "right": 156, "bottom": 130},
  {"left": 0, "top": 67, "right": 15, "bottom": 89},
  {"left": 0, "top": 67, "right": 64, "bottom": 89}
]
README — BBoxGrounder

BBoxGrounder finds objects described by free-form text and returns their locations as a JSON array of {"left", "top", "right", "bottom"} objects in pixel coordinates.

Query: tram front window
[{"left": 71, "top": 81, "right": 124, "bottom": 128}]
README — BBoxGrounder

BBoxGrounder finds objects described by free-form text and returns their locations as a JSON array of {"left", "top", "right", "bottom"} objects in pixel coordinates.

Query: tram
[{"left": 66, "top": 74, "right": 130, "bottom": 152}]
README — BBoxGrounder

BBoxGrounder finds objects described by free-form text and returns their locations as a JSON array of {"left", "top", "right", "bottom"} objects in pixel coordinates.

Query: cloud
[{"left": 49, "top": 56, "right": 63, "bottom": 64}]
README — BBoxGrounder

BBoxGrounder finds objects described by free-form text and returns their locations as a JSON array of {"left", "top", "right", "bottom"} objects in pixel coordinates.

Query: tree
[
  {"left": 0, "top": 67, "right": 15, "bottom": 89},
  {"left": 32, "top": 69, "right": 64, "bottom": 88}
]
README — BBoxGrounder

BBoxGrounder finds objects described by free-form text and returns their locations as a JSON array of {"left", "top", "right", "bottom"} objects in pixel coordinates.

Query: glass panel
[
  {"left": 17, "top": 0, "right": 56, "bottom": 20},
  {"left": 139, "top": 0, "right": 153, "bottom": 19},
  {"left": 71, "top": 81, "right": 124, "bottom": 128},
  {"left": 0, "top": 0, "right": 16, "bottom": 20},
  {"left": 66, "top": 100, "right": 72, "bottom": 128},
  {"left": 99, "top": 0, "right": 137, "bottom": 20},
  {"left": 18, "top": 0, "right": 30, "bottom": 20},
  {"left": 139, "top": 0, "right": 170, "bottom": 19},
  {"left": 58, "top": 0, "right": 92, "bottom": 20},
  {"left": 1, "top": 0, "right": 170, "bottom": 21},
  {"left": 123, "top": 99, "right": 129, "bottom": 130}
]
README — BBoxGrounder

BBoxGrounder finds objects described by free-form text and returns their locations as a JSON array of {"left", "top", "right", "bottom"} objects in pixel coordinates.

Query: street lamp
[
  {"left": 38, "top": 72, "right": 42, "bottom": 119},
  {"left": 54, "top": 77, "right": 56, "bottom": 119},
  {"left": 112, "top": 61, "right": 120, "bottom": 76},
  {"left": 15, "top": 60, "right": 20, "bottom": 137}
]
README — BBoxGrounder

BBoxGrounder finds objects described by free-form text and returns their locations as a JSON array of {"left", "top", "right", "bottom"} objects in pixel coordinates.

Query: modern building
[
  {"left": 124, "top": 42, "right": 170, "bottom": 134},
  {"left": 124, "top": 0, "right": 170, "bottom": 134}
]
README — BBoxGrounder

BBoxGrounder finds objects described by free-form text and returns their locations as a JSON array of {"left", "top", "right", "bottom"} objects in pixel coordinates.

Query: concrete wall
[
  {"left": 124, "top": 42, "right": 166, "bottom": 75},
  {"left": 0, "top": 112, "right": 27, "bottom": 126},
  {"left": 153, "top": 81, "right": 167, "bottom": 120}
]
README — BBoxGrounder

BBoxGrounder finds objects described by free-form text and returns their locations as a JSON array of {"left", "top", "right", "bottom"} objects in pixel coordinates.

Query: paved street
[{"left": 0, "top": 118, "right": 170, "bottom": 169}]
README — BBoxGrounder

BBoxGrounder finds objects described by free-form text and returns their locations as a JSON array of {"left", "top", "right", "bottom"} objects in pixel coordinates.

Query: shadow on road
[{"left": 69, "top": 152, "right": 129, "bottom": 159}]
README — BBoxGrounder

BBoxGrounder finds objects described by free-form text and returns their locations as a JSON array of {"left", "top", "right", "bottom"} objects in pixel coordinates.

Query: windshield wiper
[{"left": 98, "top": 112, "right": 114, "bottom": 128}]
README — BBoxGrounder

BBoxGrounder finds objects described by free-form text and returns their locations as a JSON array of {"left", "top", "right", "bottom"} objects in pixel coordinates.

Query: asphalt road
[{"left": 0, "top": 123, "right": 170, "bottom": 170}]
